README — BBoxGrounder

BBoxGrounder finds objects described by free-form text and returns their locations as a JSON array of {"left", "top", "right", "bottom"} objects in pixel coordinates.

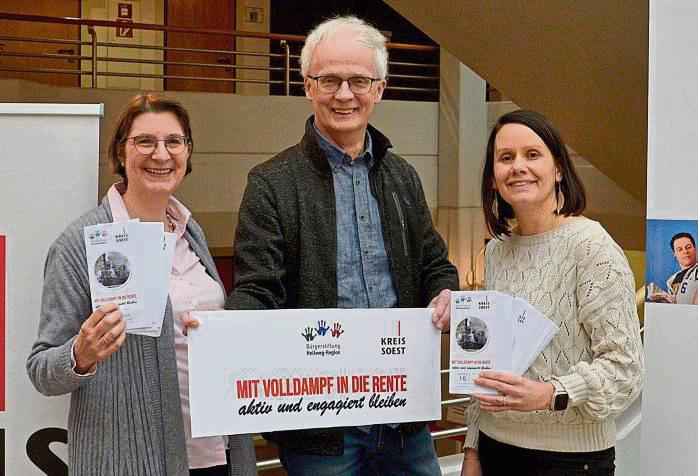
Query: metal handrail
[
  {"left": 0, "top": 34, "right": 287, "bottom": 58},
  {"left": 88, "top": 27, "right": 96, "bottom": 87},
  {"left": 0, "top": 13, "right": 438, "bottom": 52},
  {"left": 0, "top": 13, "right": 307, "bottom": 43},
  {"left": 280, "top": 40, "right": 291, "bottom": 96},
  {"left": 0, "top": 34, "right": 82, "bottom": 46},
  {"left": 0, "top": 50, "right": 287, "bottom": 72},
  {"left": 0, "top": 13, "right": 440, "bottom": 97}
]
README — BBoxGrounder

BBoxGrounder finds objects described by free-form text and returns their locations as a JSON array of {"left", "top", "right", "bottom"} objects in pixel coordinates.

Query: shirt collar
[
  {"left": 312, "top": 122, "right": 374, "bottom": 169},
  {"left": 106, "top": 182, "right": 191, "bottom": 238}
]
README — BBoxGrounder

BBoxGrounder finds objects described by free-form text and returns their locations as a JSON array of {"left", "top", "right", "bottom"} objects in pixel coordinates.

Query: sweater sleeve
[
  {"left": 554, "top": 233, "right": 645, "bottom": 420},
  {"left": 463, "top": 401, "right": 481, "bottom": 449},
  {"left": 26, "top": 241, "right": 96, "bottom": 396}
]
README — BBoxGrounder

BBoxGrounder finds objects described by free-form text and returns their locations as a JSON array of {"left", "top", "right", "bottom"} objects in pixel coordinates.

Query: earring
[
  {"left": 556, "top": 182, "right": 565, "bottom": 215},
  {"left": 492, "top": 192, "right": 500, "bottom": 220}
]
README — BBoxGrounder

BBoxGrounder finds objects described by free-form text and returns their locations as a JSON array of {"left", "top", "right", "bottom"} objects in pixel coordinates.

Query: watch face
[{"left": 554, "top": 392, "right": 569, "bottom": 411}]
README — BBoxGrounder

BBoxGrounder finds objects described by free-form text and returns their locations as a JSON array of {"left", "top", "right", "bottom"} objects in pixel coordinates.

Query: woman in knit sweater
[
  {"left": 27, "top": 94, "right": 256, "bottom": 475},
  {"left": 460, "top": 110, "right": 644, "bottom": 475}
]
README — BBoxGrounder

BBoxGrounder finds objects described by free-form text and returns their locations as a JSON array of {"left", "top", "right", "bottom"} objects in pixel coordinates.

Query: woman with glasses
[
  {"left": 460, "top": 110, "right": 644, "bottom": 476},
  {"left": 27, "top": 94, "right": 256, "bottom": 476}
]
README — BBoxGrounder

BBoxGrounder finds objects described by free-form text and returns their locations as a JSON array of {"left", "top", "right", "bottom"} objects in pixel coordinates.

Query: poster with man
[{"left": 646, "top": 219, "right": 698, "bottom": 306}]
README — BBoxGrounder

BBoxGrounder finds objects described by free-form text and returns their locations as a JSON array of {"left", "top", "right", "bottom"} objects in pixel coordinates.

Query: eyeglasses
[
  {"left": 308, "top": 75, "right": 379, "bottom": 94},
  {"left": 126, "top": 134, "right": 191, "bottom": 155}
]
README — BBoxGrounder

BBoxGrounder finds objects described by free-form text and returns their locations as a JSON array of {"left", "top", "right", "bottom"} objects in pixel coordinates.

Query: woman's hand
[
  {"left": 181, "top": 305, "right": 223, "bottom": 336},
  {"left": 429, "top": 289, "right": 451, "bottom": 331},
  {"left": 460, "top": 449, "right": 482, "bottom": 476},
  {"left": 474, "top": 371, "right": 555, "bottom": 413},
  {"left": 74, "top": 302, "right": 126, "bottom": 374}
]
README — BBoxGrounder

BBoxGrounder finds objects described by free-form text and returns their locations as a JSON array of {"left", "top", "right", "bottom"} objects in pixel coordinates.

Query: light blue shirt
[
  {"left": 313, "top": 124, "right": 398, "bottom": 310},
  {"left": 314, "top": 124, "right": 399, "bottom": 431}
]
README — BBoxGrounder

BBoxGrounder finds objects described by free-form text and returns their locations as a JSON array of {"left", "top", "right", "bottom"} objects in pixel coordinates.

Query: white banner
[
  {"left": 188, "top": 308, "right": 441, "bottom": 437},
  {"left": 0, "top": 103, "right": 101, "bottom": 474}
]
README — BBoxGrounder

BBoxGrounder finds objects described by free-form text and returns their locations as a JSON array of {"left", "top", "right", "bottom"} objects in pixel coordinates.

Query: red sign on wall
[
  {"left": 116, "top": 3, "right": 133, "bottom": 38},
  {"left": 0, "top": 234, "right": 6, "bottom": 412},
  {"left": 118, "top": 3, "right": 132, "bottom": 19},
  {"left": 116, "top": 19, "right": 133, "bottom": 38}
]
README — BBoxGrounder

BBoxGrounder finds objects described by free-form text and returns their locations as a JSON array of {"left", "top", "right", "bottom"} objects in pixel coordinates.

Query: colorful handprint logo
[
  {"left": 331, "top": 323, "right": 344, "bottom": 338},
  {"left": 301, "top": 320, "right": 344, "bottom": 341},
  {"left": 301, "top": 327, "right": 316, "bottom": 341}
]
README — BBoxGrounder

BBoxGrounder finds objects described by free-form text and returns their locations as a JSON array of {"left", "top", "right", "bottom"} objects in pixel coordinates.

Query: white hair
[{"left": 300, "top": 16, "right": 388, "bottom": 79}]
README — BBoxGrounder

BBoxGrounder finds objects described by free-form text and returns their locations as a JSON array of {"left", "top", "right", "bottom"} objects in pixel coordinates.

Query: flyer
[
  {"left": 449, "top": 291, "right": 513, "bottom": 395},
  {"left": 84, "top": 221, "right": 175, "bottom": 335},
  {"left": 84, "top": 221, "right": 145, "bottom": 329},
  {"left": 449, "top": 291, "right": 558, "bottom": 395}
]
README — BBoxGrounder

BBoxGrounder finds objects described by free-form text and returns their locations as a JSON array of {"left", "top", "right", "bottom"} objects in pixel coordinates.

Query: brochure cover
[
  {"left": 449, "top": 291, "right": 558, "bottom": 394},
  {"left": 84, "top": 221, "right": 145, "bottom": 329},
  {"left": 449, "top": 291, "right": 513, "bottom": 395}
]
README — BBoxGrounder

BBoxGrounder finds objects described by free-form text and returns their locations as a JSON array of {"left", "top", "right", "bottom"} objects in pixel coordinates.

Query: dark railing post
[
  {"left": 280, "top": 39, "right": 290, "bottom": 96},
  {"left": 88, "top": 26, "right": 97, "bottom": 88}
]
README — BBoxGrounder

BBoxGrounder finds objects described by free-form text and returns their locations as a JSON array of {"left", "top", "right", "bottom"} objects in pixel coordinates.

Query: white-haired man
[{"left": 228, "top": 15, "right": 457, "bottom": 476}]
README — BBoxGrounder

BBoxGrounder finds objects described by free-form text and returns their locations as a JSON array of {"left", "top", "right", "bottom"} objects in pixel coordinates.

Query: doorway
[{"left": 165, "top": 0, "right": 235, "bottom": 93}]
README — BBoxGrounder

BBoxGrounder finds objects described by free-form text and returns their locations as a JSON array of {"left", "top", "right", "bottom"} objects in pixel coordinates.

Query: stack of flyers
[
  {"left": 510, "top": 297, "right": 559, "bottom": 376},
  {"left": 449, "top": 291, "right": 559, "bottom": 395},
  {"left": 83, "top": 220, "right": 176, "bottom": 337}
]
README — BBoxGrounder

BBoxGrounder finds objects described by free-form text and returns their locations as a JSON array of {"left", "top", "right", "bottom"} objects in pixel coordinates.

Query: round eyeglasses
[
  {"left": 308, "top": 75, "right": 379, "bottom": 94},
  {"left": 126, "top": 134, "right": 191, "bottom": 155}
]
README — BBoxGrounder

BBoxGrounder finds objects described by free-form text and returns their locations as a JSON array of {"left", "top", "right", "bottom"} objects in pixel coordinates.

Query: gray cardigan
[{"left": 27, "top": 198, "right": 257, "bottom": 476}]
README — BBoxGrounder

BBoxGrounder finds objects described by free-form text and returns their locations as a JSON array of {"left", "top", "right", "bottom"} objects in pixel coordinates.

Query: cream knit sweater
[{"left": 464, "top": 218, "right": 644, "bottom": 452}]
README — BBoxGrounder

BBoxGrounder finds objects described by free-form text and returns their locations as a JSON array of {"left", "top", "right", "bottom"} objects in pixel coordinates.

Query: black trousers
[
  {"left": 190, "top": 466, "right": 227, "bottom": 476},
  {"left": 478, "top": 431, "right": 615, "bottom": 476}
]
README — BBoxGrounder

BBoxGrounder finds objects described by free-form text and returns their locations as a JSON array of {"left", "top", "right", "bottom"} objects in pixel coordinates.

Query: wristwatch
[{"left": 550, "top": 379, "right": 569, "bottom": 411}]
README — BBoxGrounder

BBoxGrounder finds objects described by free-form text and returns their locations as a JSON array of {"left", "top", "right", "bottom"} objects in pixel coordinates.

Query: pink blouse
[{"left": 107, "top": 184, "right": 227, "bottom": 469}]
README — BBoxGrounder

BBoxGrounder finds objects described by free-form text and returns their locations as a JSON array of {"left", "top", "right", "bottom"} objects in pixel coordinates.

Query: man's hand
[
  {"left": 647, "top": 292, "right": 672, "bottom": 303},
  {"left": 428, "top": 289, "right": 451, "bottom": 331}
]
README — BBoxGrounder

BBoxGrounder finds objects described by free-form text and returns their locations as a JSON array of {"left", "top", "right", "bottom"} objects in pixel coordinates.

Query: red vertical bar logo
[{"left": 0, "top": 235, "right": 5, "bottom": 411}]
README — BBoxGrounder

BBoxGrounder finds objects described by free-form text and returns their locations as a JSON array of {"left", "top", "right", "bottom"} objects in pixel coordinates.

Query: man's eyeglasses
[
  {"left": 308, "top": 75, "right": 379, "bottom": 94},
  {"left": 126, "top": 134, "right": 191, "bottom": 155}
]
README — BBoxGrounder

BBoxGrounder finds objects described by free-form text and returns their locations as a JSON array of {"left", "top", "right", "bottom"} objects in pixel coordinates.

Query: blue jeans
[{"left": 278, "top": 425, "right": 442, "bottom": 476}]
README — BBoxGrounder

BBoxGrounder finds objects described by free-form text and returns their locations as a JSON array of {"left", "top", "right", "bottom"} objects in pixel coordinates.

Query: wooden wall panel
[
  {"left": 0, "top": 0, "right": 81, "bottom": 87},
  {"left": 166, "top": 0, "right": 235, "bottom": 93}
]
